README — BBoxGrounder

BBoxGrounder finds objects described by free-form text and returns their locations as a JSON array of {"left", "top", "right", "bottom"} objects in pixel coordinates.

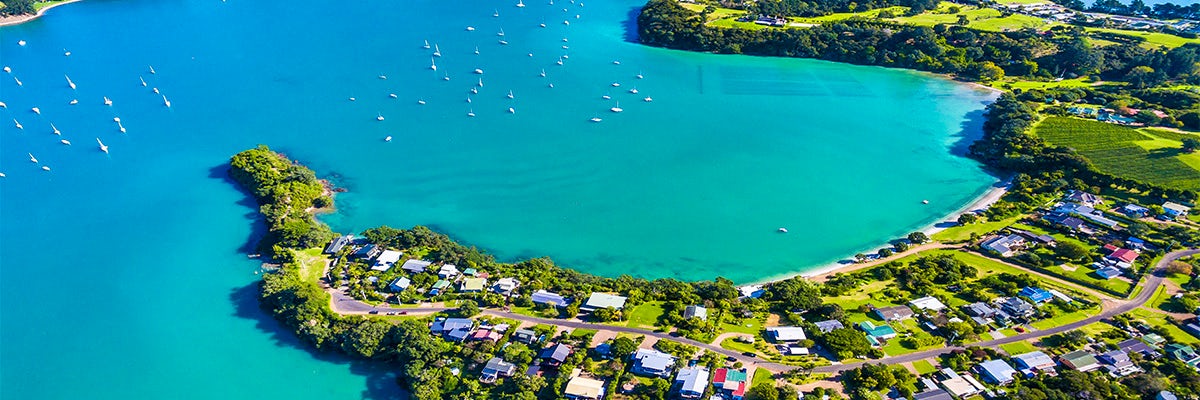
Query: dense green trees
[
  {"left": 229, "top": 146, "right": 333, "bottom": 255},
  {"left": 0, "top": 0, "right": 35, "bottom": 16}
]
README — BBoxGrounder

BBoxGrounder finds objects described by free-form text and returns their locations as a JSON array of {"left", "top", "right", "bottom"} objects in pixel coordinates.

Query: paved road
[{"left": 325, "top": 248, "right": 1198, "bottom": 374}]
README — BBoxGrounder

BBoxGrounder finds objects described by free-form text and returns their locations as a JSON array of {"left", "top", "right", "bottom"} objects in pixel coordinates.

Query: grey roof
[
  {"left": 978, "top": 359, "right": 1017, "bottom": 384},
  {"left": 324, "top": 234, "right": 354, "bottom": 253},
  {"left": 400, "top": 259, "right": 432, "bottom": 273},
  {"left": 766, "top": 326, "right": 807, "bottom": 342},
  {"left": 1013, "top": 351, "right": 1054, "bottom": 370},
  {"left": 632, "top": 348, "right": 676, "bottom": 373},
  {"left": 582, "top": 292, "right": 627, "bottom": 310},
  {"left": 1119, "top": 338, "right": 1159, "bottom": 358},
  {"left": 983, "top": 234, "right": 1024, "bottom": 255},
  {"left": 674, "top": 366, "right": 709, "bottom": 395},
  {"left": 815, "top": 320, "right": 844, "bottom": 333},
  {"left": 964, "top": 302, "right": 996, "bottom": 317},
  {"left": 684, "top": 305, "right": 707, "bottom": 320},
  {"left": 483, "top": 357, "right": 515, "bottom": 376},
  {"left": 531, "top": 290, "right": 568, "bottom": 307},
  {"left": 540, "top": 343, "right": 572, "bottom": 363},
  {"left": 913, "top": 389, "right": 954, "bottom": 400}
]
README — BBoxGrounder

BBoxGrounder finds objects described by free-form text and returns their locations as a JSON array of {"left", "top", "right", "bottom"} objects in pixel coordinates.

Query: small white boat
[
  {"left": 433, "top": 44, "right": 441, "bottom": 57},
  {"left": 506, "top": 90, "right": 514, "bottom": 99},
  {"left": 778, "top": 227, "right": 788, "bottom": 233},
  {"left": 2, "top": 66, "right": 9, "bottom": 73},
  {"left": 507, "top": 107, "right": 515, "bottom": 114},
  {"left": 629, "top": 88, "right": 638, "bottom": 94},
  {"left": 602, "top": 95, "right": 611, "bottom": 100},
  {"left": 384, "top": 136, "right": 392, "bottom": 142},
  {"left": 97, "top": 138, "right": 109, "bottom": 153},
  {"left": 556, "top": 58, "right": 563, "bottom": 65},
  {"left": 443, "top": 73, "right": 450, "bottom": 81},
  {"left": 498, "top": 40, "right": 509, "bottom": 45},
  {"left": 610, "top": 102, "right": 623, "bottom": 113},
  {"left": 0, "top": 172, "right": 6, "bottom": 178},
  {"left": 28, "top": 153, "right": 37, "bottom": 163},
  {"left": 41, "top": 166, "right": 50, "bottom": 171},
  {"left": 548, "top": 83, "right": 554, "bottom": 88},
  {"left": 516, "top": 0, "right": 525, "bottom": 7},
  {"left": 103, "top": 96, "right": 112, "bottom": 106},
  {"left": 0, "top": 101, "right": 4, "bottom": 108},
  {"left": 422, "top": 40, "right": 431, "bottom": 49},
  {"left": 528, "top": 53, "right": 533, "bottom": 57},
  {"left": 14, "top": 119, "right": 22, "bottom": 130},
  {"left": 562, "top": 54, "right": 569, "bottom": 59},
  {"left": 643, "top": 97, "right": 653, "bottom": 102},
  {"left": 389, "top": 93, "right": 398, "bottom": 99},
  {"left": 17, "top": 40, "right": 26, "bottom": 46},
  {"left": 467, "top": 109, "right": 476, "bottom": 117},
  {"left": 113, "top": 117, "right": 121, "bottom": 122},
  {"left": 637, "top": 72, "right": 644, "bottom": 79},
  {"left": 470, "top": 87, "right": 478, "bottom": 94},
  {"left": 13, "top": 76, "right": 22, "bottom": 86},
  {"left": 562, "top": 45, "right": 568, "bottom": 49},
  {"left": 466, "top": 95, "right": 472, "bottom": 103},
  {"left": 64, "top": 50, "right": 71, "bottom": 56},
  {"left": 153, "top": 87, "right": 160, "bottom": 94},
  {"left": 539, "top": 69, "right": 546, "bottom": 77},
  {"left": 477, "top": 77, "right": 484, "bottom": 87},
  {"left": 52, "top": 124, "right": 61, "bottom": 135},
  {"left": 60, "top": 139, "right": 71, "bottom": 145},
  {"left": 430, "top": 58, "right": 438, "bottom": 71},
  {"left": 466, "top": 26, "right": 476, "bottom": 31},
  {"left": 377, "top": 113, "right": 385, "bottom": 121},
  {"left": 162, "top": 95, "right": 171, "bottom": 108},
  {"left": 539, "top": 23, "right": 547, "bottom": 28},
  {"left": 590, "top": 117, "right": 602, "bottom": 122},
  {"left": 31, "top": 107, "right": 40, "bottom": 114},
  {"left": 65, "top": 75, "right": 76, "bottom": 90},
  {"left": 149, "top": 65, "right": 156, "bottom": 74},
  {"left": 118, "top": 123, "right": 126, "bottom": 133},
  {"left": 140, "top": 77, "right": 147, "bottom": 86},
  {"left": 563, "top": 20, "right": 570, "bottom": 25},
  {"left": 611, "top": 82, "right": 620, "bottom": 87},
  {"left": 378, "top": 75, "right": 387, "bottom": 80},
  {"left": 493, "top": 9, "right": 500, "bottom": 17},
  {"left": 613, "top": 60, "right": 621, "bottom": 65},
  {"left": 349, "top": 97, "right": 356, "bottom": 101},
  {"left": 69, "top": 99, "right": 78, "bottom": 105},
  {"left": 417, "top": 100, "right": 426, "bottom": 105},
  {"left": 563, "top": 38, "right": 569, "bottom": 42},
  {"left": 922, "top": 200, "right": 930, "bottom": 204},
  {"left": 498, "top": 28, "right": 505, "bottom": 37}
]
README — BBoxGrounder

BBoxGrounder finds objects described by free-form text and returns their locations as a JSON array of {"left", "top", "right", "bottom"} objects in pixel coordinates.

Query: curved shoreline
[{"left": 0, "top": 0, "right": 81, "bottom": 27}]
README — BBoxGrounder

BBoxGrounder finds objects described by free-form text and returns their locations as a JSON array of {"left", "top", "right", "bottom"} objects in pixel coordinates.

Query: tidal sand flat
[{"left": 1, "top": 0, "right": 993, "bottom": 397}]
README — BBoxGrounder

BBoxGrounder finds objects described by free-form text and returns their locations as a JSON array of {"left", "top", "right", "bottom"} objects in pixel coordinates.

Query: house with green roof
[
  {"left": 1059, "top": 350, "right": 1101, "bottom": 372},
  {"left": 858, "top": 321, "right": 897, "bottom": 341},
  {"left": 430, "top": 279, "right": 451, "bottom": 295},
  {"left": 460, "top": 277, "right": 487, "bottom": 293},
  {"left": 1166, "top": 344, "right": 1200, "bottom": 366},
  {"left": 1142, "top": 334, "right": 1167, "bottom": 348}
]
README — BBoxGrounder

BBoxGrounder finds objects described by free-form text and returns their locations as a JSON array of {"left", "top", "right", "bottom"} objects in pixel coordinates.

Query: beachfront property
[
  {"left": 459, "top": 277, "right": 487, "bottom": 293},
  {"left": 400, "top": 259, "right": 432, "bottom": 274},
  {"left": 1019, "top": 287, "right": 1053, "bottom": 304},
  {"left": 1163, "top": 202, "right": 1191, "bottom": 220},
  {"left": 908, "top": 296, "right": 947, "bottom": 312},
  {"left": 1065, "top": 190, "right": 1104, "bottom": 207},
  {"left": 815, "top": 319, "right": 844, "bottom": 333},
  {"left": 738, "top": 285, "right": 765, "bottom": 299},
  {"left": 630, "top": 348, "right": 676, "bottom": 378},
  {"left": 581, "top": 293, "right": 627, "bottom": 312},
  {"left": 438, "top": 264, "right": 460, "bottom": 279},
  {"left": 480, "top": 357, "right": 516, "bottom": 383},
  {"left": 531, "top": 290, "right": 569, "bottom": 307},
  {"left": 388, "top": 277, "right": 411, "bottom": 292},
  {"left": 1013, "top": 351, "right": 1057, "bottom": 376},
  {"left": 976, "top": 359, "right": 1018, "bottom": 385},
  {"left": 432, "top": 318, "right": 474, "bottom": 342},
  {"left": 673, "top": 366, "right": 709, "bottom": 399},
  {"left": 713, "top": 368, "right": 748, "bottom": 399},
  {"left": 324, "top": 234, "right": 354, "bottom": 254},
  {"left": 372, "top": 250, "right": 404, "bottom": 272},
  {"left": 353, "top": 243, "right": 381, "bottom": 260},
  {"left": 981, "top": 234, "right": 1026, "bottom": 257},
  {"left": 1059, "top": 350, "right": 1101, "bottom": 372},
  {"left": 539, "top": 343, "right": 572, "bottom": 368},
  {"left": 492, "top": 277, "right": 520, "bottom": 295},
  {"left": 870, "top": 304, "right": 915, "bottom": 321},
  {"left": 563, "top": 375, "right": 606, "bottom": 400},
  {"left": 683, "top": 305, "right": 707, "bottom": 320}
]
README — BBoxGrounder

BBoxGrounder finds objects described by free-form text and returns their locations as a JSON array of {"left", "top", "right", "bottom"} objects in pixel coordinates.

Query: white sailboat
[
  {"left": 162, "top": 95, "right": 171, "bottom": 108},
  {"left": 423, "top": 40, "right": 431, "bottom": 49},
  {"left": 51, "top": 123, "right": 60, "bottom": 135},
  {"left": 61, "top": 139, "right": 71, "bottom": 145},
  {"left": 493, "top": 9, "right": 500, "bottom": 17},
  {"left": 97, "top": 138, "right": 109, "bottom": 153},
  {"left": 433, "top": 43, "right": 442, "bottom": 57},
  {"left": 611, "top": 82, "right": 620, "bottom": 87},
  {"left": 590, "top": 117, "right": 602, "bottom": 122},
  {"left": 466, "top": 26, "right": 476, "bottom": 31},
  {"left": 41, "top": 166, "right": 50, "bottom": 171},
  {"left": 610, "top": 101, "right": 623, "bottom": 113},
  {"left": 508, "top": 107, "right": 515, "bottom": 114},
  {"left": 629, "top": 88, "right": 639, "bottom": 94},
  {"left": 153, "top": 87, "right": 160, "bottom": 94},
  {"left": 507, "top": 90, "right": 514, "bottom": 99},
  {"left": 474, "top": 46, "right": 480, "bottom": 55},
  {"left": 378, "top": 74, "right": 388, "bottom": 80},
  {"left": 637, "top": 72, "right": 644, "bottom": 79},
  {"left": 539, "top": 69, "right": 546, "bottom": 77},
  {"left": 69, "top": 99, "right": 78, "bottom": 105},
  {"left": 389, "top": 93, "right": 398, "bottom": 99},
  {"left": 498, "top": 28, "right": 505, "bottom": 36},
  {"left": 417, "top": 100, "right": 426, "bottom": 105},
  {"left": 466, "top": 95, "right": 472, "bottom": 103},
  {"left": 602, "top": 94, "right": 611, "bottom": 100},
  {"left": 13, "top": 119, "right": 22, "bottom": 130},
  {"left": 28, "top": 153, "right": 37, "bottom": 163},
  {"left": 643, "top": 97, "right": 653, "bottom": 102},
  {"left": 149, "top": 65, "right": 156, "bottom": 74},
  {"left": 0, "top": 101, "right": 5, "bottom": 108},
  {"left": 103, "top": 96, "right": 113, "bottom": 106},
  {"left": 65, "top": 75, "right": 76, "bottom": 90},
  {"left": 467, "top": 109, "right": 476, "bottom": 117},
  {"left": 430, "top": 58, "right": 438, "bottom": 71},
  {"left": 140, "top": 76, "right": 148, "bottom": 86},
  {"left": 556, "top": 57, "right": 563, "bottom": 65},
  {"left": 444, "top": 73, "right": 450, "bottom": 81},
  {"left": 516, "top": 0, "right": 525, "bottom": 7},
  {"left": 477, "top": 77, "right": 484, "bottom": 87},
  {"left": 31, "top": 107, "right": 40, "bottom": 114},
  {"left": 498, "top": 40, "right": 509, "bottom": 45},
  {"left": 13, "top": 76, "right": 22, "bottom": 86},
  {"left": 377, "top": 113, "right": 385, "bottom": 121},
  {"left": 470, "top": 87, "right": 478, "bottom": 94}
]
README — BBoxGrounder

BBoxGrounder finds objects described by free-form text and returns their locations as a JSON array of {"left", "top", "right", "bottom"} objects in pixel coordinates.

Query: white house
[
  {"left": 372, "top": 250, "right": 403, "bottom": 272},
  {"left": 492, "top": 277, "right": 520, "bottom": 294}
]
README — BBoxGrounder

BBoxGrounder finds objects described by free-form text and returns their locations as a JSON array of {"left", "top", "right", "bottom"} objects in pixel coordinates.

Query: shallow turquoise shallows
[{"left": 1, "top": 0, "right": 995, "bottom": 397}]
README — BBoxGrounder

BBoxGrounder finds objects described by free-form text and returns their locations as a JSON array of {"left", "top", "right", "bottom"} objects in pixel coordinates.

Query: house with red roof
[
  {"left": 713, "top": 368, "right": 749, "bottom": 399},
  {"left": 1108, "top": 248, "right": 1139, "bottom": 265}
]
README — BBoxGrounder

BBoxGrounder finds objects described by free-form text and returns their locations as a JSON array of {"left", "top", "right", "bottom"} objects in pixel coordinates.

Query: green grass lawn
[
  {"left": 1030, "top": 309, "right": 1094, "bottom": 330},
  {"left": 1150, "top": 285, "right": 1174, "bottom": 312},
  {"left": 1086, "top": 27, "right": 1200, "bottom": 49},
  {"left": 720, "top": 337, "right": 758, "bottom": 354},
  {"left": 912, "top": 359, "right": 938, "bottom": 375},
  {"left": 752, "top": 367, "right": 775, "bottom": 387},
  {"left": 882, "top": 319, "right": 945, "bottom": 357},
  {"left": 293, "top": 248, "right": 329, "bottom": 285},
  {"left": 1128, "top": 309, "right": 1200, "bottom": 346},
  {"left": 1040, "top": 263, "right": 1133, "bottom": 295},
  {"left": 993, "top": 77, "right": 1101, "bottom": 91},
  {"left": 1033, "top": 117, "right": 1200, "bottom": 192},
  {"left": 932, "top": 215, "right": 1023, "bottom": 243},
  {"left": 717, "top": 312, "right": 766, "bottom": 337},
  {"left": 999, "top": 341, "right": 1038, "bottom": 355},
  {"left": 625, "top": 301, "right": 666, "bottom": 329},
  {"left": 569, "top": 328, "right": 598, "bottom": 340}
]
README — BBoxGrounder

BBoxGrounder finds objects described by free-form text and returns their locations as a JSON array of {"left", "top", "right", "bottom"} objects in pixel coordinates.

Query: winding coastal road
[{"left": 324, "top": 248, "right": 1199, "bottom": 374}]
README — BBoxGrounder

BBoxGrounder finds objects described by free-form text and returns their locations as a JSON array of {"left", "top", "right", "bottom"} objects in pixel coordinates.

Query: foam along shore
[
  {"left": 749, "top": 177, "right": 1012, "bottom": 285},
  {"left": 0, "top": 0, "right": 82, "bottom": 27}
]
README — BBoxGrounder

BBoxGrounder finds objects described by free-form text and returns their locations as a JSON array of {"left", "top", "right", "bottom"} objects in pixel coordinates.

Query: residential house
[
  {"left": 531, "top": 290, "right": 569, "bottom": 308},
  {"left": 429, "top": 279, "right": 451, "bottom": 295},
  {"left": 1013, "top": 351, "right": 1057, "bottom": 375},
  {"left": 1082, "top": 212, "right": 1120, "bottom": 229},
  {"left": 1095, "top": 266, "right": 1123, "bottom": 279},
  {"left": 630, "top": 348, "right": 676, "bottom": 378},
  {"left": 1166, "top": 344, "right": 1200, "bottom": 366},
  {"left": 399, "top": 259, "right": 431, "bottom": 274},
  {"left": 1066, "top": 190, "right": 1103, "bottom": 207},
  {"left": 1121, "top": 204, "right": 1150, "bottom": 218},
  {"left": 983, "top": 234, "right": 1026, "bottom": 257},
  {"left": 540, "top": 343, "right": 573, "bottom": 367},
  {"left": 563, "top": 375, "right": 606, "bottom": 400},
  {"left": 1142, "top": 333, "right": 1167, "bottom": 348},
  {"left": 859, "top": 321, "right": 897, "bottom": 341},
  {"left": 513, "top": 328, "right": 539, "bottom": 344},
  {"left": 815, "top": 320, "right": 844, "bottom": 333},
  {"left": 1019, "top": 287, "right": 1054, "bottom": 304},
  {"left": 1108, "top": 248, "right": 1139, "bottom": 266},
  {"left": 324, "top": 234, "right": 354, "bottom": 254},
  {"left": 1159, "top": 391, "right": 1179, "bottom": 400},
  {"left": 469, "top": 329, "right": 503, "bottom": 343},
  {"left": 673, "top": 366, "right": 709, "bottom": 399},
  {"left": 1118, "top": 338, "right": 1160, "bottom": 359},
  {"left": 713, "top": 368, "right": 748, "bottom": 399},
  {"left": 462, "top": 267, "right": 478, "bottom": 277},
  {"left": 431, "top": 318, "right": 474, "bottom": 342},
  {"left": 964, "top": 302, "right": 998, "bottom": 318},
  {"left": 372, "top": 250, "right": 404, "bottom": 272},
  {"left": 977, "top": 359, "right": 1018, "bottom": 385},
  {"left": 581, "top": 293, "right": 627, "bottom": 313},
  {"left": 1060, "top": 350, "right": 1101, "bottom": 372},
  {"left": 871, "top": 304, "right": 915, "bottom": 321},
  {"left": 738, "top": 285, "right": 765, "bottom": 299},
  {"left": 480, "top": 357, "right": 516, "bottom": 383},
  {"left": 459, "top": 277, "right": 487, "bottom": 293},
  {"left": 937, "top": 369, "right": 981, "bottom": 399},
  {"left": 766, "top": 326, "right": 807, "bottom": 343},
  {"left": 353, "top": 243, "right": 381, "bottom": 260},
  {"left": 492, "top": 277, "right": 520, "bottom": 295},
  {"left": 1099, "top": 350, "right": 1141, "bottom": 376},
  {"left": 438, "top": 264, "right": 460, "bottom": 279},
  {"left": 909, "top": 296, "right": 947, "bottom": 312},
  {"left": 998, "top": 297, "right": 1036, "bottom": 317},
  {"left": 1163, "top": 202, "right": 1191, "bottom": 220},
  {"left": 388, "top": 277, "right": 411, "bottom": 292},
  {"left": 683, "top": 305, "right": 707, "bottom": 321},
  {"left": 912, "top": 389, "right": 954, "bottom": 400}
]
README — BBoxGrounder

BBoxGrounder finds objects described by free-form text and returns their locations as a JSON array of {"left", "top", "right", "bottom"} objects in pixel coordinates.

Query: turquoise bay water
[{"left": 2, "top": 0, "right": 993, "bottom": 397}]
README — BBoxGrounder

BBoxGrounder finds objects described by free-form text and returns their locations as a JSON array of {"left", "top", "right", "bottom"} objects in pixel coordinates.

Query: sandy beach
[{"left": 0, "top": 0, "right": 81, "bottom": 27}]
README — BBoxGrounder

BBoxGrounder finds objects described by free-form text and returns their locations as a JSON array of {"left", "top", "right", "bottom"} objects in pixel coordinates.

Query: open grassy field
[
  {"left": 912, "top": 359, "right": 938, "bottom": 375},
  {"left": 999, "top": 341, "right": 1038, "bottom": 354},
  {"left": 1086, "top": 27, "right": 1200, "bottom": 49},
  {"left": 720, "top": 337, "right": 758, "bottom": 354},
  {"left": 293, "top": 248, "right": 329, "bottom": 285},
  {"left": 1033, "top": 117, "right": 1200, "bottom": 191},
  {"left": 993, "top": 77, "right": 1100, "bottom": 91},
  {"left": 625, "top": 301, "right": 666, "bottom": 329},
  {"left": 932, "top": 215, "right": 1023, "bottom": 243},
  {"left": 1128, "top": 309, "right": 1200, "bottom": 346},
  {"left": 752, "top": 367, "right": 776, "bottom": 387}
]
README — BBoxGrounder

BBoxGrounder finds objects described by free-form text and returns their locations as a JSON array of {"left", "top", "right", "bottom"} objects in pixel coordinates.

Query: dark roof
[
  {"left": 913, "top": 389, "right": 954, "bottom": 400},
  {"left": 815, "top": 320, "right": 844, "bottom": 333},
  {"left": 1119, "top": 339, "right": 1160, "bottom": 358},
  {"left": 540, "top": 343, "right": 572, "bottom": 363}
]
